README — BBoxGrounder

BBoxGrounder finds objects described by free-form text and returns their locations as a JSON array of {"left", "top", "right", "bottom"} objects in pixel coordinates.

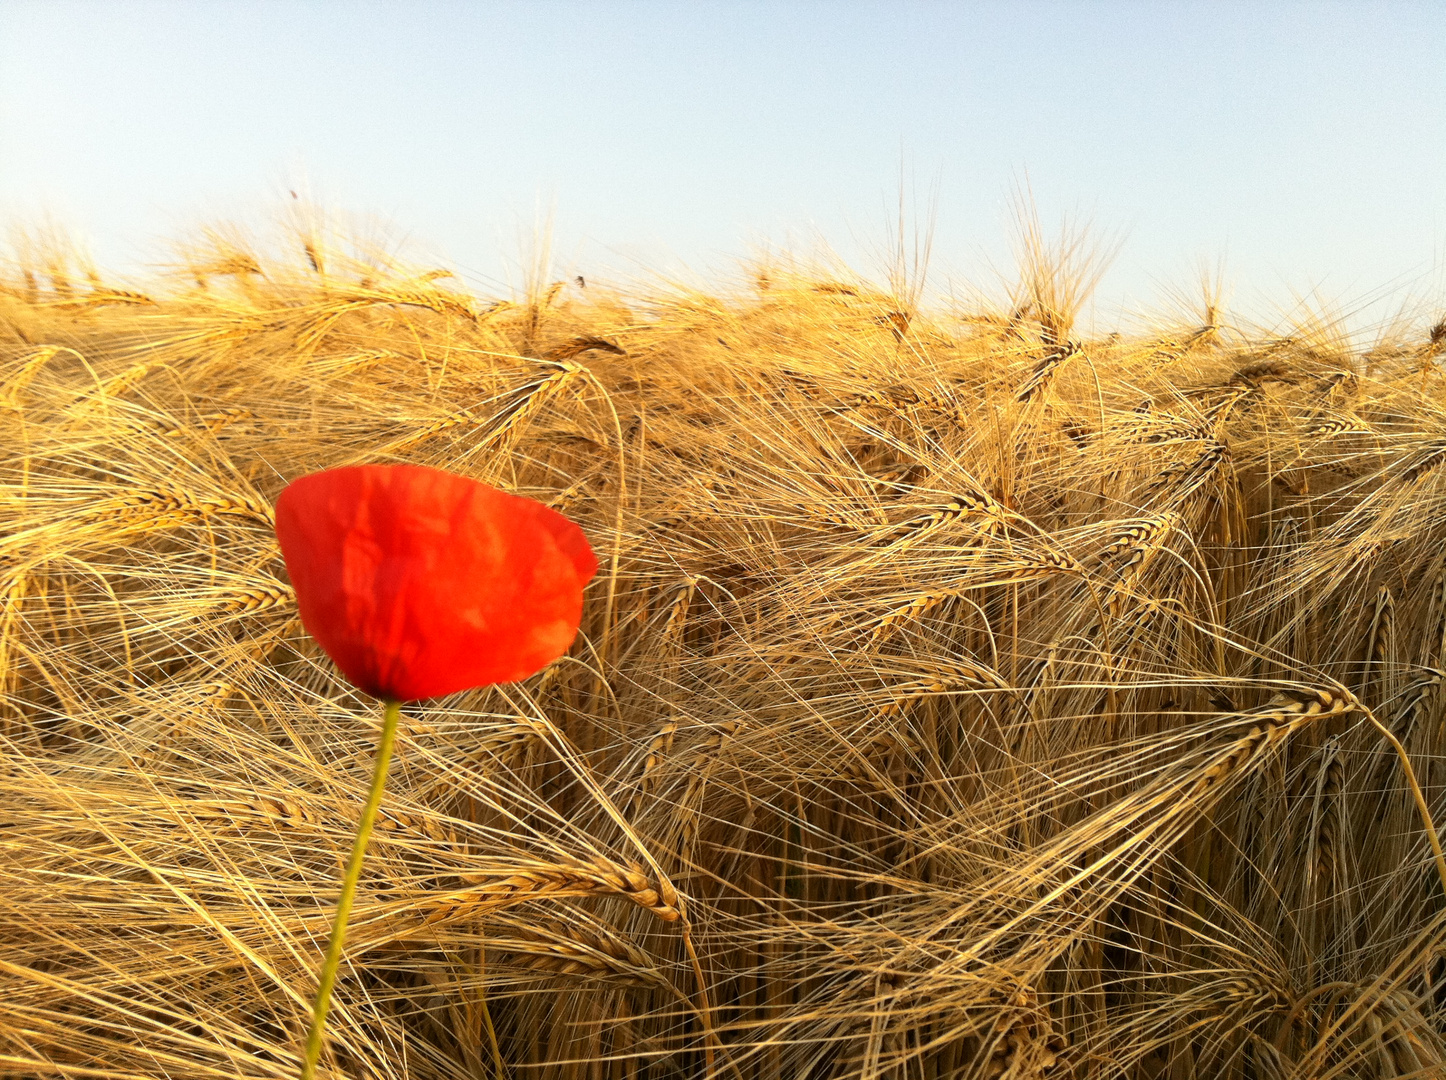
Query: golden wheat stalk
[
  {"left": 374, "top": 363, "right": 585, "bottom": 459},
  {"left": 869, "top": 587, "right": 963, "bottom": 645},
  {"left": 47, "top": 288, "right": 155, "bottom": 310},
  {"left": 1099, "top": 512, "right": 1181, "bottom": 616},
  {"left": 877, "top": 659, "right": 1016, "bottom": 720},
  {"left": 0, "top": 345, "right": 63, "bottom": 408},
  {"left": 638, "top": 717, "right": 680, "bottom": 795},
  {"left": 485, "top": 916, "right": 667, "bottom": 989},
  {"left": 1397, "top": 439, "right": 1446, "bottom": 485},
  {"left": 1015, "top": 341, "right": 1085, "bottom": 403},
  {"left": 1305, "top": 737, "right": 1343, "bottom": 915},
  {"left": 96, "top": 485, "right": 275, "bottom": 527},
  {"left": 411, "top": 855, "right": 683, "bottom": 931},
  {"left": 677, "top": 720, "right": 743, "bottom": 845},
  {"left": 1363, "top": 585, "right": 1397, "bottom": 698},
  {"left": 480, "top": 362, "right": 587, "bottom": 449},
  {"left": 63, "top": 361, "right": 156, "bottom": 415}
]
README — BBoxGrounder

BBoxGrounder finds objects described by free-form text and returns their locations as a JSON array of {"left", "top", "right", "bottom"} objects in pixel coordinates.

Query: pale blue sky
[{"left": 2, "top": 1, "right": 1443, "bottom": 330}]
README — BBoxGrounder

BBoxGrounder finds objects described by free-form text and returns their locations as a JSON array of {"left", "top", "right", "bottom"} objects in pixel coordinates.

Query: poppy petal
[{"left": 275, "top": 464, "right": 596, "bottom": 701}]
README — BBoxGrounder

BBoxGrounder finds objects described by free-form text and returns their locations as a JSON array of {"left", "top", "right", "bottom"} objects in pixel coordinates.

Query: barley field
[{"left": 4, "top": 220, "right": 1446, "bottom": 1080}]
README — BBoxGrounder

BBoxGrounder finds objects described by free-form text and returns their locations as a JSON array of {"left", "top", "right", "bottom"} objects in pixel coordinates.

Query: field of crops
[{"left": 4, "top": 222, "right": 1446, "bottom": 1079}]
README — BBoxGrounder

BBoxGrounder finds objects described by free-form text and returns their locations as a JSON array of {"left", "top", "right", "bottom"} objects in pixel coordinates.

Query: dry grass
[{"left": 3, "top": 218, "right": 1446, "bottom": 1079}]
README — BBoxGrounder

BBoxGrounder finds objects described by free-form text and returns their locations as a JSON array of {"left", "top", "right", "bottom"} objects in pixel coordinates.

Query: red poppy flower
[{"left": 274, "top": 464, "right": 597, "bottom": 701}]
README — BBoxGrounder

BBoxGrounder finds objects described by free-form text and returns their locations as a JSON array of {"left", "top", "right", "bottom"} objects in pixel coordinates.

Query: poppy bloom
[
  {"left": 275, "top": 463, "right": 598, "bottom": 701},
  {"left": 279, "top": 464, "right": 597, "bottom": 1079}
]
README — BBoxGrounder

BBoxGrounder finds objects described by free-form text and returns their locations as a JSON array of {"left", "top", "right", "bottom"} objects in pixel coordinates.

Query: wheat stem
[
  {"left": 1360, "top": 705, "right": 1446, "bottom": 902},
  {"left": 475, "top": 945, "right": 507, "bottom": 1080},
  {"left": 300, "top": 697, "right": 401, "bottom": 1080}
]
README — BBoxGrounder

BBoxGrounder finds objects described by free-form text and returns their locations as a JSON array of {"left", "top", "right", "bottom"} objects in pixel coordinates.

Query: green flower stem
[{"left": 300, "top": 697, "right": 402, "bottom": 1080}]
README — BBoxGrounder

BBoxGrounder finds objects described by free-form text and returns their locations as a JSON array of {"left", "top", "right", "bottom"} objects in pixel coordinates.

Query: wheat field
[{"left": 3, "top": 218, "right": 1446, "bottom": 1080}]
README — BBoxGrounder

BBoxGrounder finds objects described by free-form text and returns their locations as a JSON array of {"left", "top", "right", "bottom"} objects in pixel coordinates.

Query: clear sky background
[{"left": 1, "top": 1, "right": 1443, "bottom": 333}]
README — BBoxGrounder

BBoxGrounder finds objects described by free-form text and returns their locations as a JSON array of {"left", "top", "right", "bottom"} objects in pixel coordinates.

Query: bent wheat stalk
[{"left": 1357, "top": 703, "right": 1446, "bottom": 901}]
